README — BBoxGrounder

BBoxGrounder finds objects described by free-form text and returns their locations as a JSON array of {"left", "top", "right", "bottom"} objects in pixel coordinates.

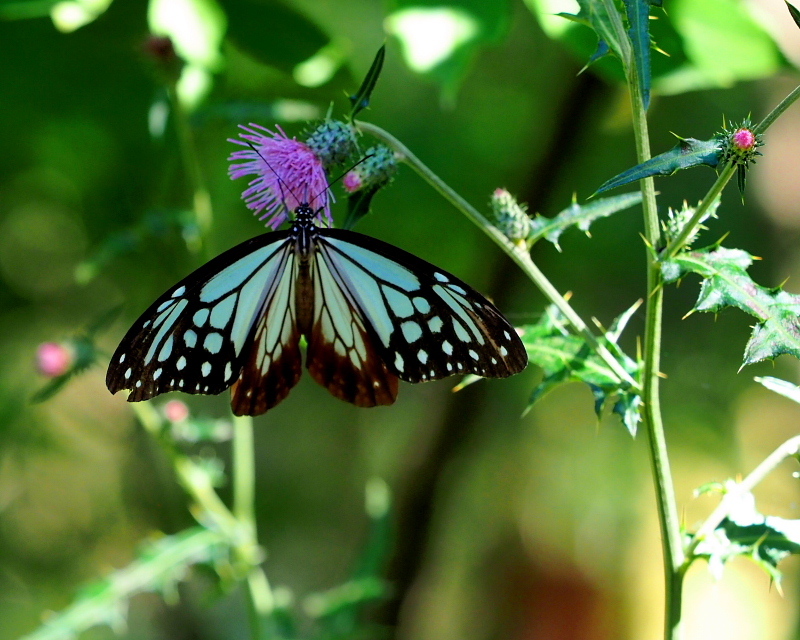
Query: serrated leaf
[
  {"left": 662, "top": 246, "right": 800, "bottom": 365},
  {"left": 349, "top": 45, "right": 385, "bottom": 120},
  {"left": 19, "top": 528, "right": 228, "bottom": 640},
  {"left": 529, "top": 192, "right": 642, "bottom": 250},
  {"left": 574, "top": 0, "right": 632, "bottom": 68},
  {"left": 623, "top": 0, "right": 652, "bottom": 109},
  {"left": 692, "top": 486, "right": 800, "bottom": 583},
  {"left": 519, "top": 301, "right": 641, "bottom": 435},
  {"left": 595, "top": 136, "right": 723, "bottom": 194}
]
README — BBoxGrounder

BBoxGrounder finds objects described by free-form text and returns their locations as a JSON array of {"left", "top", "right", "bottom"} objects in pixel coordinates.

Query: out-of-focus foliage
[{"left": 2, "top": 1, "right": 800, "bottom": 640}]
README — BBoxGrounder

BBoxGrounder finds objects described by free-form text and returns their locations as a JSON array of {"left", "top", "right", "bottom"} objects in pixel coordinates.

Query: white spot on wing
[
  {"left": 500, "top": 346, "right": 508, "bottom": 356},
  {"left": 172, "top": 286, "right": 186, "bottom": 297},
  {"left": 434, "top": 272, "right": 449, "bottom": 282},
  {"left": 210, "top": 293, "right": 236, "bottom": 329},
  {"left": 417, "top": 349, "right": 428, "bottom": 364},
  {"left": 413, "top": 296, "right": 431, "bottom": 313},
  {"left": 224, "top": 362, "right": 232, "bottom": 381},
  {"left": 443, "top": 340, "right": 453, "bottom": 355},
  {"left": 395, "top": 353, "right": 404, "bottom": 372},
  {"left": 204, "top": 332, "right": 223, "bottom": 354},
  {"left": 428, "top": 316, "right": 443, "bottom": 333},
  {"left": 124, "top": 367, "right": 132, "bottom": 379},
  {"left": 118, "top": 354, "right": 125, "bottom": 363},
  {"left": 401, "top": 321, "right": 422, "bottom": 343},
  {"left": 468, "top": 349, "right": 479, "bottom": 360},
  {"left": 184, "top": 330, "right": 197, "bottom": 348},
  {"left": 177, "top": 356, "right": 186, "bottom": 370},
  {"left": 383, "top": 286, "right": 414, "bottom": 318},
  {"left": 158, "top": 336, "right": 174, "bottom": 362},
  {"left": 193, "top": 308, "right": 210, "bottom": 327},
  {"left": 201, "top": 362, "right": 211, "bottom": 377},
  {"left": 154, "top": 368, "right": 162, "bottom": 380}
]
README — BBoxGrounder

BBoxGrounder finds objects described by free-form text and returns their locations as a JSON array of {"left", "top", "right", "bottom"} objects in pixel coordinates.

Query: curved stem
[
  {"left": 686, "top": 434, "right": 800, "bottom": 559},
  {"left": 355, "top": 120, "right": 638, "bottom": 392}
]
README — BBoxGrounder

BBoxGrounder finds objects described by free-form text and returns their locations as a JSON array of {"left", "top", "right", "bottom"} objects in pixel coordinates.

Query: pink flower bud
[
  {"left": 164, "top": 400, "right": 190, "bottom": 423},
  {"left": 36, "top": 342, "right": 74, "bottom": 377},
  {"left": 343, "top": 171, "right": 363, "bottom": 193},
  {"left": 732, "top": 128, "right": 756, "bottom": 151}
]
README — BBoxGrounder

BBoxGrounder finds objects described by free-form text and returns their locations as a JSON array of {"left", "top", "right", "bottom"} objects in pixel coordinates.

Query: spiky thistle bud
[
  {"left": 490, "top": 188, "right": 530, "bottom": 243},
  {"left": 343, "top": 145, "right": 398, "bottom": 193},
  {"left": 718, "top": 118, "right": 763, "bottom": 195},
  {"left": 305, "top": 120, "right": 358, "bottom": 169}
]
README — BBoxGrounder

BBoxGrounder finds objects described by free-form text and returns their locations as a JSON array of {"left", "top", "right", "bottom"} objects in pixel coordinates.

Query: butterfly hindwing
[
  {"left": 106, "top": 232, "right": 293, "bottom": 405},
  {"left": 316, "top": 230, "right": 528, "bottom": 385},
  {"left": 305, "top": 248, "right": 399, "bottom": 406}
]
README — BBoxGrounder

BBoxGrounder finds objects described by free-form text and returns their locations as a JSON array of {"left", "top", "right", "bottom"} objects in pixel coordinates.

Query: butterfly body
[{"left": 107, "top": 205, "right": 527, "bottom": 415}]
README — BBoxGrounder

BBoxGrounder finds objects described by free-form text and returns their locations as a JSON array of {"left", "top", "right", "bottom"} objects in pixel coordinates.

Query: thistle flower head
[
  {"left": 36, "top": 341, "right": 75, "bottom": 377},
  {"left": 718, "top": 118, "right": 763, "bottom": 195},
  {"left": 228, "top": 124, "right": 332, "bottom": 229}
]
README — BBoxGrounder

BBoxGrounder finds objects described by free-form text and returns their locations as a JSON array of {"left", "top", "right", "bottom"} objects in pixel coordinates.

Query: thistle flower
[
  {"left": 229, "top": 124, "right": 332, "bottom": 229},
  {"left": 718, "top": 118, "right": 763, "bottom": 195},
  {"left": 163, "top": 399, "right": 190, "bottom": 423},
  {"left": 36, "top": 342, "right": 75, "bottom": 377}
]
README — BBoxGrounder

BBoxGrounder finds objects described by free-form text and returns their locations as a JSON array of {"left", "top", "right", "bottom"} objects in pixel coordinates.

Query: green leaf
[
  {"left": 575, "top": 0, "right": 632, "bottom": 69},
  {"left": 623, "top": 0, "right": 651, "bottom": 109},
  {"left": 692, "top": 485, "right": 800, "bottom": 582},
  {"left": 221, "top": 0, "right": 328, "bottom": 73},
  {"left": 656, "top": 0, "right": 783, "bottom": 94},
  {"left": 342, "top": 180, "right": 388, "bottom": 230},
  {"left": 529, "top": 192, "right": 642, "bottom": 250},
  {"left": 755, "top": 376, "right": 800, "bottom": 405},
  {"left": 19, "top": 528, "right": 228, "bottom": 640},
  {"left": 349, "top": 45, "right": 385, "bottom": 120},
  {"left": 662, "top": 246, "right": 800, "bottom": 366},
  {"left": 385, "top": 1, "right": 511, "bottom": 100},
  {"left": 519, "top": 301, "right": 641, "bottom": 435},
  {"left": 787, "top": 2, "right": 800, "bottom": 31},
  {"left": 594, "top": 136, "right": 722, "bottom": 195}
]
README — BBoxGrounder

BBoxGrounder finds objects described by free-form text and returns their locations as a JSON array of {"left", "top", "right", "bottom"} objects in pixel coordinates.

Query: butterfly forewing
[
  {"left": 316, "top": 230, "right": 528, "bottom": 384},
  {"left": 106, "top": 233, "right": 293, "bottom": 404}
]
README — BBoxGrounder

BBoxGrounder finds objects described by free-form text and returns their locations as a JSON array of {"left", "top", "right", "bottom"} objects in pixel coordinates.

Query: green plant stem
[
  {"left": 130, "top": 403, "right": 273, "bottom": 640},
  {"left": 685, "top": 434, "right": 800, "bottom": 560},
  {"left": 629, "top": 74, "right": 684, "bottom": 640},
  {"left": 168, "top": 86, "right": 213, "bottom": 255},
  {"left": 754, "top": 83, "right": 800, "bottom": 135},
  {"left": 355, "top": 120, "right": 638, "bottom": 392},
  {"left": 662, "top": 163, "right": 736, "bottom": 260}
]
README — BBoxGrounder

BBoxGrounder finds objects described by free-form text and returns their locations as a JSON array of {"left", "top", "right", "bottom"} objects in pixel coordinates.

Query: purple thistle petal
[{"left": 228, "top": 124, "right": 332, "bottom": 229}]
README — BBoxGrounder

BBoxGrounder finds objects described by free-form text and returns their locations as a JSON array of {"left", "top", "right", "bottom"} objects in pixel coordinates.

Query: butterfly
[{"left": 106, "top": 204, "right": 528, "bottom": 415}]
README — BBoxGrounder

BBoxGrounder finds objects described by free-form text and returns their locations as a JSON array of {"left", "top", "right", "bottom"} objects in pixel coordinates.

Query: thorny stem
[
  {"left": 628, "top": 67, "right": 684, "bottom": 639},
  {"left": 355, "top": 120, "right": 639, "bottom": 393}
]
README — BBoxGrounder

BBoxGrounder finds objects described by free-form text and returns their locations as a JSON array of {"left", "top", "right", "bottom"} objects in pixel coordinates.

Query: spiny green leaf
[
  {"left": 594, "top": 136, "right": 722, "bottom": 195},
  {"left": 519, "top": 301, "right": 641, "bottom": 435},
  {"left": 623, "top": 0, "right": 652, "bottom": 109},
  {"left": 662, "top": 246, "right": 800, "bottom": 366},
  {"left": 529, "top": 192, "right": 642, "bottom": 250},
  {"left": 19, "top": 528, "right": 228, "bottom": 640},
  {"left": 349, "top": 45, "right": 386, "bottom": 120},
  {"left": 573, "top": 0, "right": 632, "bottom": 68},
  {"left": 691, "top": 485, "right": 800, "bottom": 583}
]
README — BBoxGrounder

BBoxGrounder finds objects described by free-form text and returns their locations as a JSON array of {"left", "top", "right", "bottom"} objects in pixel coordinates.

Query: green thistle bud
[
  {"left": 343, "top": 145, "right": 398, "bottom": 193},
  {"left": 718, "top": 118, "right": 763, "bottom": 195},
  {"left": 490, "top": 188, "right": 530, "bottom": 242},
  {"left": 305, "top": 120, "right": 358, "bottom": 169}
]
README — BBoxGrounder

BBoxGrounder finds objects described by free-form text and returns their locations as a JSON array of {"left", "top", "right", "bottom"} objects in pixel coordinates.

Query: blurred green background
[{"left": 2, "top": 0, "right": 800, "bottom": 638}]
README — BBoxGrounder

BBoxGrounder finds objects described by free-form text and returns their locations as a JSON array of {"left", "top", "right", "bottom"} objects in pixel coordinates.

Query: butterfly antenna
[
  {"left": 309, "top": 153, "right": 375, "bottom": 207},
  {"left": 245, "top": 141, "right": 300, "bottom": 212}
]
